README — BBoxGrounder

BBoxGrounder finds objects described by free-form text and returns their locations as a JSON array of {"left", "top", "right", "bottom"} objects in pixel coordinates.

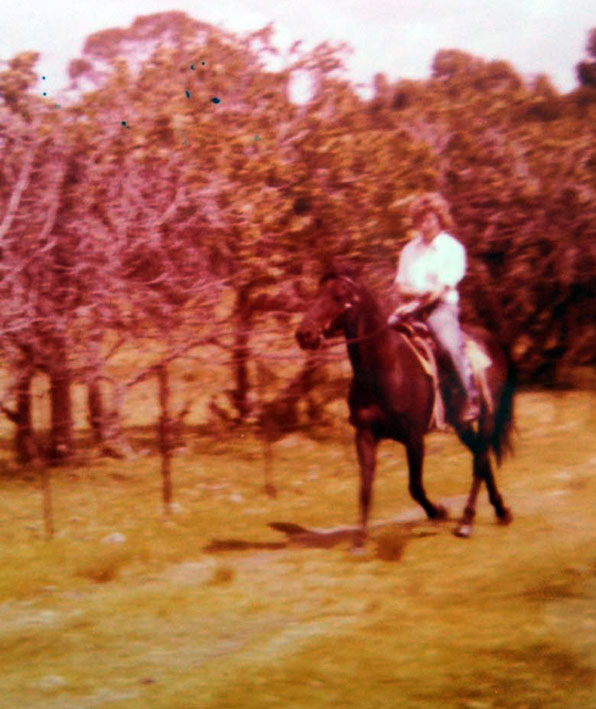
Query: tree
[
  {"left": 576, "top": 28, "right": 596, "bottom": 88},
  {"left": 0, "top": 51, "right": 81, "bottom": 462}
]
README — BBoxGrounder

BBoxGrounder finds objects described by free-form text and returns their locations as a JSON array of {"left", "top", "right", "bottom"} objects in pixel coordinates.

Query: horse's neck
[{"left": 345, "top": 296, "right": 399, "bottom": 377}]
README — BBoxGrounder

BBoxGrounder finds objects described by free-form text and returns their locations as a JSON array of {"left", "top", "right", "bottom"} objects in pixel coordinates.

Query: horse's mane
[
  {"left": 319, "top": 262, "right": 359, "bottom": 285},
  {"left": 319, "top": 264, "right": 392, "bottom": 318}
]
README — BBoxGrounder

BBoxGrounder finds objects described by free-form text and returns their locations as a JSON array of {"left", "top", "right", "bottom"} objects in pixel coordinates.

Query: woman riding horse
[
  {"left": 390, "top": 192, "right": 479, "bottom": 425},
  {"left": 295, "top": 265, "right": 514, "bottom": 547}
]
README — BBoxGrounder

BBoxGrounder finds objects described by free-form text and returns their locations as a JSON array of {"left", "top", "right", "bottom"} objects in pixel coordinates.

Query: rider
[{"left": 389, "top": 192, "right": 480, "bottom": 424}]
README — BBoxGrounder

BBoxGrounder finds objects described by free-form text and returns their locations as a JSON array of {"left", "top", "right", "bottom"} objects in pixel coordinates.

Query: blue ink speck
[
  {"left": 211, "top": 97, "right": 220, "bottom": 104},
  {"left": 190, "top": 64, "right": 195, "bottom": 70},
  {"left": 185, "top": 90, "right": 190, "bottom": 98},
  {"left": 202, "top": 61, "right": 206, "bottom": 66},
  {"left": 43, "top": 92, "right": 47, "bottom": 96},
  {"left": 42, "top": 76, "right": 46, "bottom": 80}
]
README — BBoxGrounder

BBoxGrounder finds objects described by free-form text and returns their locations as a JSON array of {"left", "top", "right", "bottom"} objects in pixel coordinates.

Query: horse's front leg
[
  {"left": 406, "top": 437, "right": 448, "bottom": 520},
  {"left": 354, "top": 427, "right": 378, "bottom": 549}
]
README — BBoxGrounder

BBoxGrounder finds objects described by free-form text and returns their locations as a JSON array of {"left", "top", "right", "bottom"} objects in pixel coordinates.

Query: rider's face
[{"left": 418, "top": 211, "right": 440, "bottom": 243}]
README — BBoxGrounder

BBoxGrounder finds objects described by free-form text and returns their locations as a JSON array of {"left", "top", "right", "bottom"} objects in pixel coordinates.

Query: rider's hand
[
  {"left": 394, "top": 285, "right": 418, "bottom": 301},
  {"left": 388, "top": 300, "right": 420, "bottom": 325}
]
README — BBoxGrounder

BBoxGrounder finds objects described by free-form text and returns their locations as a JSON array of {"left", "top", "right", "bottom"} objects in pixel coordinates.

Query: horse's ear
[
  {"left": 343, "top": 262, "right": 361, "bottom": 280},
  {"left": 321, "top": 257, "right": 361, "bottom": 280}
]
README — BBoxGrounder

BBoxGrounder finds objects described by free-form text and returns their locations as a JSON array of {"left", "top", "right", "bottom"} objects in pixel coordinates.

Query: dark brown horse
[{"left": 295, "top": 267, "right": 514, "bottom": 546}]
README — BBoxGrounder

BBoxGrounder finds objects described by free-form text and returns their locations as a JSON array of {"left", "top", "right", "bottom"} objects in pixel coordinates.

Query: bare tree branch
[{"left": 0, "top": 140, "right": 37, "bottom": 243}]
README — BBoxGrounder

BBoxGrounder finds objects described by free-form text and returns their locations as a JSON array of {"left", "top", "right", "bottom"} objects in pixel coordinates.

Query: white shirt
[{"left": 394, "top": 231, "right": 466, "bottom": 305}]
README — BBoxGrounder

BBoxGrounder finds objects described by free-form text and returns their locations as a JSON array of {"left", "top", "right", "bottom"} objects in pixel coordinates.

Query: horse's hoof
[
  {"left": 497, "top": 508, "right": 513, "bottom": 525},
  {"left": 432, "top": 504, "right": 449, "bottom": 521},
  {"left": 454, "top": 523, "right": 473, "bottom": 538},
  {"left": 351, "top": 530, "right": 368, "bottom": 555},
  {"left": 351, "top": 545, "right": 368, "bottom": 557}
]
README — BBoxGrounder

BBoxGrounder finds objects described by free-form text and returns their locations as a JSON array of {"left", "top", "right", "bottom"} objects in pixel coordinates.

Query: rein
[{"left": 319, "top": 324, "right": 390, "bottom": 348}]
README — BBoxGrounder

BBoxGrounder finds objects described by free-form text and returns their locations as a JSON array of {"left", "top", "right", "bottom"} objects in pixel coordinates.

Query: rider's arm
[
  {"left": 414, "top": 285, "right": 449, "bottom": 309},
  {"left": 435, "top": 234, "right": 466, "bottom": 289},
  {"left": 394, "top": 240, "right": 423, "bottom": 301},
  {"left": 393, "top": 284, "right": 448, "bottom": 319},
  {"left": 394, "top": 283, "right": 420, "bottom": 301}
]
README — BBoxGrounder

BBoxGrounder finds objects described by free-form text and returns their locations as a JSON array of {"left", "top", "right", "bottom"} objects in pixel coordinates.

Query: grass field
[{"left": 0, "top": 388, "right": 595, "bottom": 708}]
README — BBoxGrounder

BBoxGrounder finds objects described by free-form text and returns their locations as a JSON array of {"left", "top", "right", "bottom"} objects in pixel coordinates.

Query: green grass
[{"left": 0, "top": 390, "right": 595, "bottom": 708}]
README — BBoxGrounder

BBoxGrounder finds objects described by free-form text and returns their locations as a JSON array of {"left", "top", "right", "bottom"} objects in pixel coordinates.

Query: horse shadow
[{"left": 202, "top": 500, "right": 465, "bottom": 554}]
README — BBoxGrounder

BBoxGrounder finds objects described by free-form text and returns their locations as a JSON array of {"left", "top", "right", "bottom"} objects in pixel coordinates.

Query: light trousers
[{"left": 426, "top": 301, "right": 477, "bottom": 401}]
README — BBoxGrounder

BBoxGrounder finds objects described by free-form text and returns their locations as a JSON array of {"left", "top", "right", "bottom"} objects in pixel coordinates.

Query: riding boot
[
  {"left": 460, "top": 395, "right": 480, "bottom": 424},
  {"left": 453, "top": 351, "right": 480, "bottom": 424},
  {"left": 457, "top": 344, "right": 481, "bottom": 424}
]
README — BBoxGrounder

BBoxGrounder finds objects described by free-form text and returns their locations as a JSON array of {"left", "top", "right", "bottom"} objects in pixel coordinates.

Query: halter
[
  {"left": 335, "top": 274, "right": 361, "bottom": 291},
  {"left": 318, "top": 274, "right": 390, "bottom": 348}
]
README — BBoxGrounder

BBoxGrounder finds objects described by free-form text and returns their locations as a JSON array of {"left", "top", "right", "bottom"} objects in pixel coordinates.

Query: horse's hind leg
[
  {"left": 406, "top": 438, "right": 448, "bottom": 521},
  {"left": 483, "top": 458, "right": 513, "bottom": 525},
  {"left": 455, "top": 451, "right": 512, "bottom": 537},
  {"left": 354, "top": 427, "right": 378, "bottom": 549},
  {"left": 455, "top": 453, "right": 484, "bottom": 538}
]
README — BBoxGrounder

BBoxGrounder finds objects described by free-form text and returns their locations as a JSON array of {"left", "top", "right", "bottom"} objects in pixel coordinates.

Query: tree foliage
[{"left": 1, "top": 13, "right": 596, "bottom": 462}]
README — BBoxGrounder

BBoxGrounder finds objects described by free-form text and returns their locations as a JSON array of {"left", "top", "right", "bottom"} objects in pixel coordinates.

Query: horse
[{"left": 295, "top": 266, "right": 515, "bottom": 547}]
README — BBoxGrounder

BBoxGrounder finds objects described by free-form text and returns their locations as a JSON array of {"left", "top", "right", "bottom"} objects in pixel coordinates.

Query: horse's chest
[
  {"left": 348, "top": 373, "right": 426, "bottom": 435},
  {"left": 348, "top": 380, "right": 391, "bottom": 428},
  {"left": 349, "top": 403, "right": 384, "bottom": 427}
]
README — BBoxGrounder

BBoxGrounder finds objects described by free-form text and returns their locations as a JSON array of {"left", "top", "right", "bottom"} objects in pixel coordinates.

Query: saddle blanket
[{"left": 396, "top": 322, "right": 493, "bottom": 430}]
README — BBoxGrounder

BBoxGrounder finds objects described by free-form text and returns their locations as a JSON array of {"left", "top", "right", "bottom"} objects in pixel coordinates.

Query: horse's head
[{"left": 295, "top": 272, "right": 361, "bottom": 350}]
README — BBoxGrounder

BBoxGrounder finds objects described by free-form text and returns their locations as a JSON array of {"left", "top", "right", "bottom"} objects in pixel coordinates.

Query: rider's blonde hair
[{"left": 408, "top": 192, "right": 454, "bottom": 231}]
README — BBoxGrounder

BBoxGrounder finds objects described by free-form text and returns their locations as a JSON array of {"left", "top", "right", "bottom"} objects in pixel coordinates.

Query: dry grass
[{"left": 0, "top": 389, "right": 595, "bottom": 708}]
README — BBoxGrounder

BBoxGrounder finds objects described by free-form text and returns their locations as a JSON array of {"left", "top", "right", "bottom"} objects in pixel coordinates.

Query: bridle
[{"left": 317, "top": 274, "right": 391, "bottom": 348}]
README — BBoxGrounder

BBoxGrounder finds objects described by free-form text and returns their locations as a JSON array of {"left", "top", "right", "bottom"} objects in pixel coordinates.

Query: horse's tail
[
  {"left": 464, "top": 262, "right": 517, "bottom": 463},
  {"left": 491, "top": 354, "right": 516, "bottom": 466}
]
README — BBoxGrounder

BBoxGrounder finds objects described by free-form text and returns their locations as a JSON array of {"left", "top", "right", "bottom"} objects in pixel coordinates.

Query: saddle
[{"left": 392, "top": 318, "right": 493, "bottom": 431}]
